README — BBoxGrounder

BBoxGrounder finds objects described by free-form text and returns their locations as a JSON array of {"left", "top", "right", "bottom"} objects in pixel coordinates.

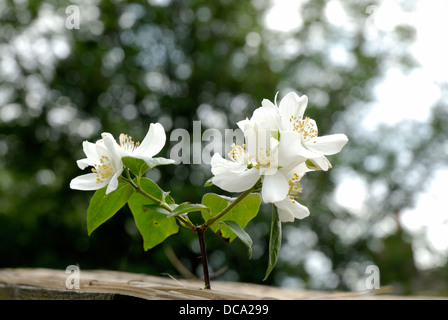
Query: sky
[{"left": 264, "top": 0, "right": 448, "bottom": 271}]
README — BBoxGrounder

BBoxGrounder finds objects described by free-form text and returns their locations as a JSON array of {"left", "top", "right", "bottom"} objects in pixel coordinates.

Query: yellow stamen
[
  {"left": 289, "top": 116, "right": 318, "bottom": 140},
  {"left": 227, "top": 143, "right": 247, "bottom": 161},
  {"left": 93, "top": 155, "right": 114, "bottom": 184},
  {"left": 119, "top": 134, "right": 140, "bottom": 152},
  {"left": 227, "top": 142, "right": 276, "bottom": 171},
  {"left": 288, "top": 173, "right": 303, "bottom": 202}
]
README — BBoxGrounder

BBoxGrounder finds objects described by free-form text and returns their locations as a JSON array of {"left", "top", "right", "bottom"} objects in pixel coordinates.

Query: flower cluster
[
  {"left": 70, "top": 123, "right": 174, "bottom": 194},
  {"left": 211, "top": 92, "right": 348, "bottom": 222},
  {"left": 69, "top": 90, "right": 349, "bottom": 287}
]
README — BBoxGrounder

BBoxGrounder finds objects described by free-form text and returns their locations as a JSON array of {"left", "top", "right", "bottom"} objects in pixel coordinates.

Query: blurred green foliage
[{"left": 1, "top": 0, "right": 447, "bottom": 296}]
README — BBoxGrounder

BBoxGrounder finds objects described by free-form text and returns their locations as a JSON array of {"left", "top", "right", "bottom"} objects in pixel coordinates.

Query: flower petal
[
  {"left": 134, "top": 123, "right": 166, "bottom": 158},
  {"left": 136, "top": 156, "right": 176, "bottom": 168},
  {"left": 279, "top": 92, "right": 308, "bottom": 130},
  {"left": 303, "top": 134, "right": 348, "bottom": 155},
  {"left": 105, "top": 169, "right": 123, "bottom": 194},
  {"left": 252, "top": 102, "right": 281, "bottom": 132},
  {"left": 277, "top": 206, "right": 294, "bottom": 222},
  {"left": 76, "top": 141, "right": 99, "bottom": 169},
  {"left": 262, "top": 172, "right": 289, "bottom": 203},
  {"left": 82, "top": 141, "right": 99, "bottom": 161},
  {"left": 210, "top": 153, "right": 248, "bottom": 175},
  {"left": 283, "top": 162, "right": 310, "bottom": 180},
  {"left": 261, "top": 98, "right": 277, "bottom": 110},
  {"left": 275, "top": 198, "right": 310, "bottom": 222},
  {"left": 101, "top": 133, "right": 124, "bottom": 171},
  {"left": 76, "top": 158, "right": 95, "bottom": 170},
  {"left": 70, "top": 173, "right": 107, "bottom": 191},
  {"left": 306, "top": 156, "right": 332, "bottom": 171},
  {"left": 96, "top": 136, "right": 115, "bottom": 155},
  {"left": 212, "top": 168, "right": 260, "bottom": 193},
  {"left": 277, "top": 131, "right": 312, "bottom": 168},
  {"left": 236, "top": 118, "right": 250, "bottom": 132}
]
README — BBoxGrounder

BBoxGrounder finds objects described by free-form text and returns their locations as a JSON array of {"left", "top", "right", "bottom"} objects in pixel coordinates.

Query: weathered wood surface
[{"left": 0, "top": 268, "right": 444, "bottom": 300}]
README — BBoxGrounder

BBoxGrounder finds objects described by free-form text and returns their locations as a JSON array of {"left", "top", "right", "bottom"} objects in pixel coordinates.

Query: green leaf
[
  {"left": 87, "top": 181, "right": 134, "bottom": 235},
  {"left": 221, "top": 220, "right": 253, "bottom": 258},
  {"left": 128, "top": 191, "right": 179, "bottom": 250},
  {"left": 122, "top": 157, "right": 150, "bottom": 177},
  {"left": 167, "top": 202, "right": 210, "bottom": 218},
  {"left": 263, "top": 204, "right": 282, "bottom": 281},
  {"left": 136, "top": 177, "right": 173, "bottom": 204},
  {"left": 142, "top": 204, "right": 171, "bottom": 215},
  {"left": 201, "top": 193, "right": 261, "bottom": 243}
]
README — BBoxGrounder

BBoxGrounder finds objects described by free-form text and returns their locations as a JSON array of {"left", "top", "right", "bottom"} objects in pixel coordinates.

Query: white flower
[
  {"left": 268, "top": 92, "right": 349, "bottom": 170},
  {"left": 236, "top": 97, "right": 281, "bottom": 138},
  {"left": 273, "top": 163, "right": 311, "bottom": 222},
  {"left": 211, "top": 125, "right": 293, "bottom": 204},
  {"left": 70, "top": 123, "right": 173, "bottom": 195},
  {"left": 70, "top": 138, "right": 123, "bottom": 194},
  {"left": 210, "top": 150, "right": 260, "bottom": 193},
  {"left": 101, "top": 123, "right": 172, "bottom": 165},
  {"left": 210, "top": 91, "right": 348, "bottom": 219},
  {"left": 211, "top": 94, "right": 306, "bottom": 204}
]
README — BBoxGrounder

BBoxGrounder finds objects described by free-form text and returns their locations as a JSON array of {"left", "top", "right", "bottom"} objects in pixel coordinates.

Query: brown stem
[{"left": 196, "top": 227, "right": 211, "bottom": 290}]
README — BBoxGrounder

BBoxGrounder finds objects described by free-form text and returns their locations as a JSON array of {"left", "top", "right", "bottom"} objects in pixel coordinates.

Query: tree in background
[{"left": 1, "top": 0, "right": 447, "bottom": 295}]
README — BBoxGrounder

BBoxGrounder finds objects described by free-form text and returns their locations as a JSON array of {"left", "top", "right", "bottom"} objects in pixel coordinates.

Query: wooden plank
[
  {"left": 0, "top": 283, "right": 140, "bottom": 300},
  {"left": 0, "top": 268, "right": 444, "bottom": 300}
]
